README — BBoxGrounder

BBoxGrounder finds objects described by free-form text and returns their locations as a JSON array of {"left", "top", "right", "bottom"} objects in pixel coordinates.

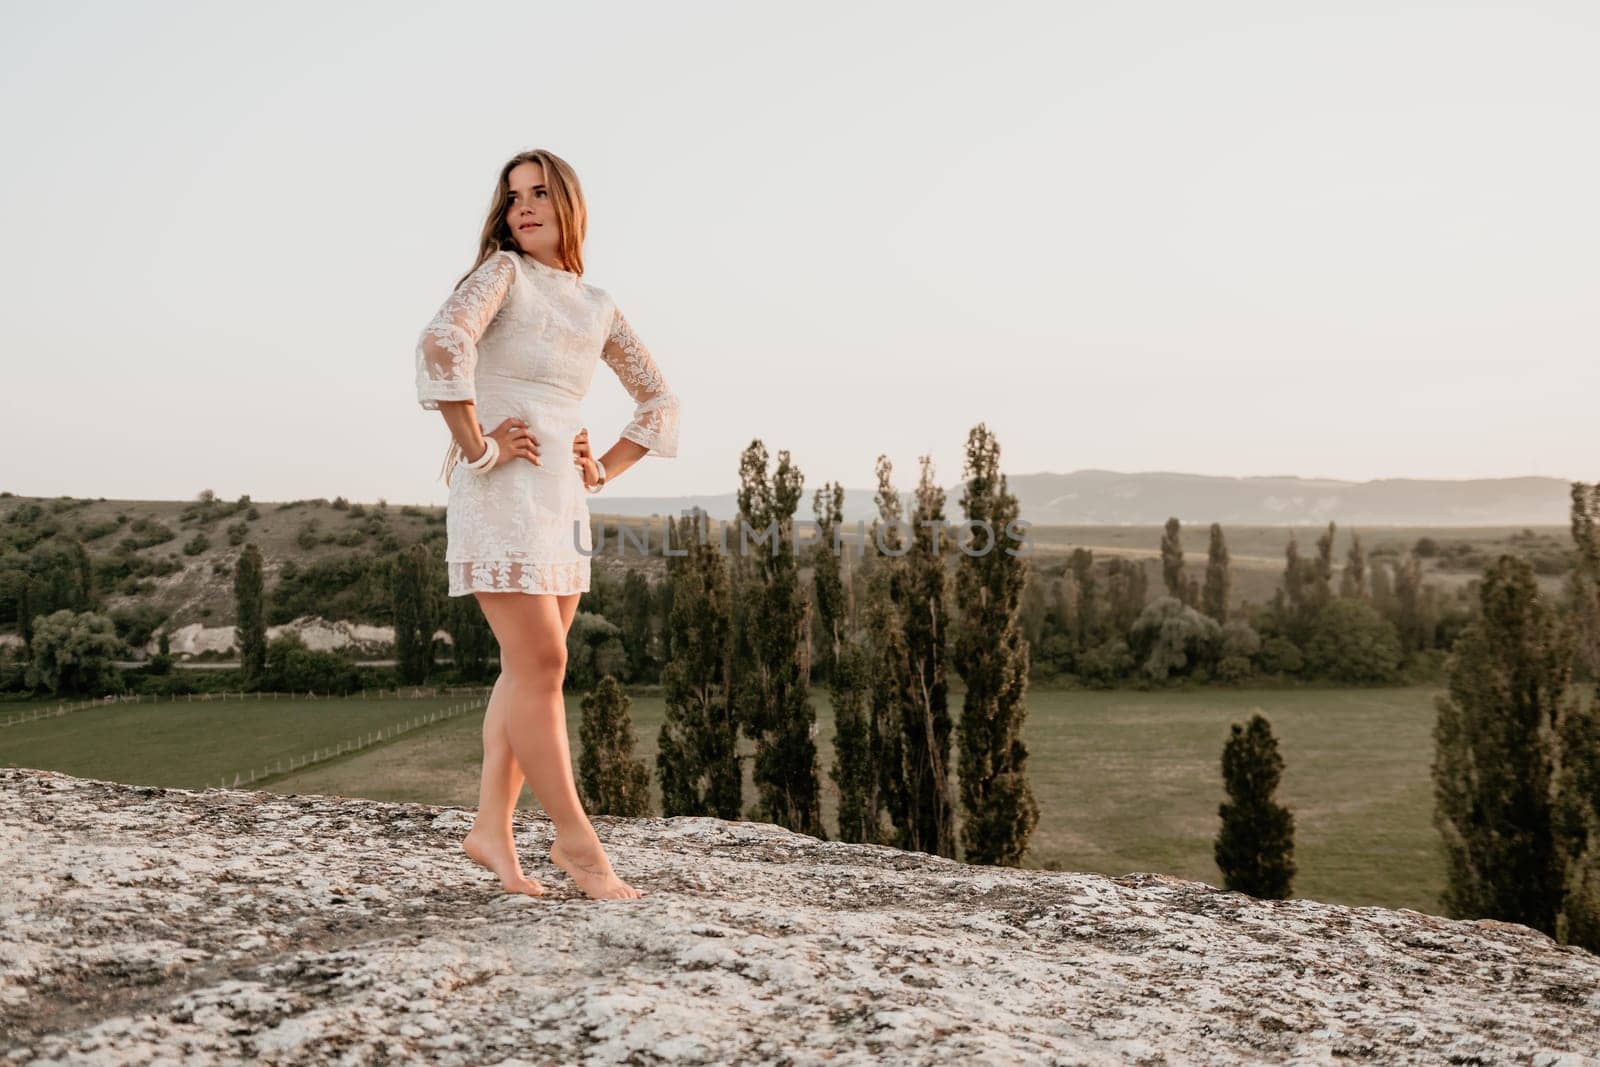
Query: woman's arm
[
  {"left": 576, "top": 433, "right": 649, "bottom": 488},
  {"left": 438, "top": 400, "right": 489, "bottom": 463},
  {"left": 415, "top": 251, "right": 515, "bottom": 410},
  {"left": 577, "top": 303, "right": 680, "bottom": 490},
  {"left": 415, "top": 252, "right": 518, "bottom": 479},
  {"left": 598, "top": 303, "right": 681, "bottom": 461}
]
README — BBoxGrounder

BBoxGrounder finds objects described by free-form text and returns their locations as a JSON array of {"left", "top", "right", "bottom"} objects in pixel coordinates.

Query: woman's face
[{"left": 505, "top": 160, "right": 560, "bottom": 261}]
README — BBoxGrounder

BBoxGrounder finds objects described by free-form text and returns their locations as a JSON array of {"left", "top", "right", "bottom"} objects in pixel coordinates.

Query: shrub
[
  {"left": 108, "top": 603, "right": 169, "bottom": 649},
  {"left": 1075, "top": 637, "right": 1133, "bottom": 688},
  {"left": 1213, "top": 619, "right": 1262, "bottom": 684},
  {"left": 1215, "top": 655, "right": 1255, "bottom": 684},
  {"left": 118, "top": 518, "right": 176, "bottom": 552},
  {"left": 1129, "top": 595, "right": 1222, "bottom": 682},
  {"left": 1302, "top": 599, "right": 1403, "bottom": 683},
  {"left": 566, "top": 612, "right": 626, "bottom": 691},
  {"left": 25, "top": 609, "right": 124, "bottom": 696},
  {"left": 1258, "top": 636, "right": 1304, "bottom": 676},
  {"left": 261, "top": 632, "right": 362, "bottom": 695}
]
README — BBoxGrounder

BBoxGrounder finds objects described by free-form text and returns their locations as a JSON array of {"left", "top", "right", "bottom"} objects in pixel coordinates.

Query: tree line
[
  {"left": 644, "top": 423, "right": 1037, "bottom": 864},
  {"left": 5, "top": 472, "right": 1600, "bottom": 950},
  {"left": 1209, "top": 482, "right": 1600, "bottom": 954}
]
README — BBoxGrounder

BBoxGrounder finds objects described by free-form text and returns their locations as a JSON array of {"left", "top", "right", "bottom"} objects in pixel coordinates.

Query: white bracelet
[
  {"left": 585, "top": 457, "right": 607, "bottom": 493},
  {"left": 464, "top": 437, "right": 498, "bottom": 472}
]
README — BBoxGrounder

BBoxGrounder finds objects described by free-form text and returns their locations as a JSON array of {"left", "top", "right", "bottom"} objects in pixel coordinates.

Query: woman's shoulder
[
  {"left": 578, "top": 276, "right": 614, "bottom": 307},
  {"left": 491, "top": 247, "right": 524, "bottom": 275},
  {"left": 456, "top": 249, "right": 521, "bottom": 288}
]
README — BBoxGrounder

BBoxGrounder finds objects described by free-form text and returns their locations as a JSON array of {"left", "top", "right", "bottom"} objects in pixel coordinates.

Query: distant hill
[
  {"left": 0, "top": 484, "right": 1577, "bottom": 635},
  {"left": 587, "top": 471, "right": 1575, "bottom": 527}
]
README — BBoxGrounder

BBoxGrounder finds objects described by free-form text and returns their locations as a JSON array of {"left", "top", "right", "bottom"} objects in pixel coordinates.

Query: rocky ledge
[{"left": 3, "top": 768, "right": 1599, "bottom": 1066}]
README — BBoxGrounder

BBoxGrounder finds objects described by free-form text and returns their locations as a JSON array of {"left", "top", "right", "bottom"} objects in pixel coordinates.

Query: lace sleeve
[
  {"left": 601, "top": 304, "right": 681, "bottom": 458},
  {"left": 415, "top": 252, "right": 516, "bottom": 410}
]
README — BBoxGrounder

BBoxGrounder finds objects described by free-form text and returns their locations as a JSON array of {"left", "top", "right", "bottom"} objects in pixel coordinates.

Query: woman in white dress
[{"left": 414, "top": 149, "right": 680, "bottom": 900}]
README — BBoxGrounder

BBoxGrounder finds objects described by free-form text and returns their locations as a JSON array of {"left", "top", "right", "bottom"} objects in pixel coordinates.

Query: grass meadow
[{"left": 0, "top": 693, "right": 484, "bottom": 791}]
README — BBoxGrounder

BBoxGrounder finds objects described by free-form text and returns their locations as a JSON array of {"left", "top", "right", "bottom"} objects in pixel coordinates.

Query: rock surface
[
  {"left": 4, "top": 767, "right": 1600, "bottom": 1066},
  {"left": 147, "top": 616, "right": 448, "bottom": 659}
]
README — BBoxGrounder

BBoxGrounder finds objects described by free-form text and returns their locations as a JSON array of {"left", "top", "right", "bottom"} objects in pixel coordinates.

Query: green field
[
  {"left": 248, "top": 684, "right": 1452, "bottom": 913},
  {"left": 0, "top": 693, "right": 485, "bottom": 790},
  {"left": 3, "top": 684, "right": 1487, "bottom": 914}
]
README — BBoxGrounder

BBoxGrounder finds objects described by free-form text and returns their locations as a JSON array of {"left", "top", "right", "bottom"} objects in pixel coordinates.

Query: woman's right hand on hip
[{"left": 476, "top": 417, "right": 541, "bottom": 468}]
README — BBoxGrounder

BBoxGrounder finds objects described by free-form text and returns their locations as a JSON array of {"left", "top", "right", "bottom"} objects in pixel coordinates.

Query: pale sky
[{"left": 2, "top": 0, "right": 1595, "bottom": 507}]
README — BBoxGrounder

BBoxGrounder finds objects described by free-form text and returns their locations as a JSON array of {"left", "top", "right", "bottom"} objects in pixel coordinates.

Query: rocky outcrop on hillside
[
  {"left": 147, "top": 616, "right": 448, "bottom": 659},
  {"left": 4, "top": 767, "right": 1599, "bottom": 1065}
]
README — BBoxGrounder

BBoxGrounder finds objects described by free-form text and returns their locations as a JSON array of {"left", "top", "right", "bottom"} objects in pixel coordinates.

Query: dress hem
[{"left": 447, "top": 558, "right": 590, "bottom": 597}]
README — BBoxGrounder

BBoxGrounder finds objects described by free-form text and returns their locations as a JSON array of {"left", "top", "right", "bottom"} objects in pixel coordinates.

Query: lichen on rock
[{"left": 3, "top": 767, "right": 1599, "bottom": 1064}]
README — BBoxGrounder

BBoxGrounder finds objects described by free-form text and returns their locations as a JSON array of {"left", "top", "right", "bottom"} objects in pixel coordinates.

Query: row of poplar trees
[
  {"left": 1430, "top": 481, "right": 1600, "bottom": 952},
  {"left": 656, "top": 422, "right": 1039, "bottom": 866}
]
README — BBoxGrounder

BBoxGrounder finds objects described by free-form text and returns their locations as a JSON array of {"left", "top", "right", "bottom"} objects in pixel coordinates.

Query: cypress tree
[
  {"left": 1214, "top": 711, "right": 1296, "bottom": 899},
  {"left": 1278, "top": 530, "right": 1326, "bottom": 643},
  {"left": 900, "top": 454, "right": 956, "bottom": 857},
  {"left": 1432, "top": 555, "right": 1574, "bottom": 933},
  {"left": 732, "top": 441, "right": 824, "bottom": 837},
  {"left": 1051, "top": 567, "right": 1081, "bottom": 651},
  {"left": 444, "top": 594, "right": 494, "bottom": 680},
  {"left": 1370, "top": 556, "right": 1394, "bottom": 613},
  {"left": 952, "top": 423, "right": 1038, "bottom": 866},
  {"left": 1070, "top": 548, "right": 1100, "bottom": 650},
  {"left": 578, "top": 674, "right": 652, "bottom": 817},
  {"left": 811, "top": 482, "right": 850, "bottom": 687},
  {"left": 1104, "top": 557, "right": 1142, "bottom": 637},
  {"left": 1132, "top": 561, "right": 1150, "bottom": 626},
  {"left": 234, "top": 542, "right": 267, "bottom": 686},
  {"left": 864, "top": 456, "right": 913, "bottom": 847},
  {"left": 813, "top": 482, "right": 876, "bottom": 843},
  {"left": 1569, "top": 481, "right": 1600, "bottom": 679},
  {"left": 619, "top": 570, "right": 654, "bottom": 683},
  {"left": 71, "top": 540, "right": 94, "bottom": 610},
  {"left": 1104, "top": 559, "right": 1125, "bottom": 637},
  {"left": 1202, "top": 523, "right": 1231, "bottom": 623},
  {"left": 1392, "top": 551, "right": 1432, "bottom": 654},
  {"left": 1555, "top": 482, "right": 1600, "bottom": 950},
  {"left": 393, "top": 542, "right": 435, "bottom": 684},
  {"left": 1312, "top": 521, "right": 1337, "bottom": 607},
  {"left": 1340, "top": 531, "right": 1368, "bottom": 600},
  {"left": 1161, "top": 517, "right": 1187, "bottom": 602},
  {"left": 658, "top": 508, "right": 740, "bottom": 819},
  {"left": 1283, "top": 534, "right": 1304, "bottom": 619},
  {"left": 1555, "top": 690, "right": 1600, "bottom": 952}
]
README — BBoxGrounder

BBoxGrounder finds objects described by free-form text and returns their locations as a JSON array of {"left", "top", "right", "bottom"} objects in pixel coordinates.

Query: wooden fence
[
  {"left": 0, "top": 685, "right": 492, "bottom": 729},
  {"left": 210, "top": 692, "right": 492, "bottom": 790}
]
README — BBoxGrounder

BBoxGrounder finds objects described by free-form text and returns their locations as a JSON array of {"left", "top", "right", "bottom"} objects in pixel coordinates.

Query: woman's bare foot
[
  {"left": 550, "top": 833, "right": 644, "bottom": 900},
  {"left": 463, "top": 825, "right": 546, "bottom": 897}
]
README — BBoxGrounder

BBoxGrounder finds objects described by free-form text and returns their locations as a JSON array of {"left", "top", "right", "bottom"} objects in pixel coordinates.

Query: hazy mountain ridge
[{"left": 579, "top": 471, "right": 1574, "bottom": 526}]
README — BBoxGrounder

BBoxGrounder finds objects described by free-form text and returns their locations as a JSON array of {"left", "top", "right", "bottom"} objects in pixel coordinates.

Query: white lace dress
[{"left": 414, "top": 248, "right": 680, "bottom": 596}]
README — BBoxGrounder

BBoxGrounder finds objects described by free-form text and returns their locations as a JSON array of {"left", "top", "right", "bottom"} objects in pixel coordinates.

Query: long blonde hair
[{"left": 439, "top": 149, "right": 590, "bottom": 486}]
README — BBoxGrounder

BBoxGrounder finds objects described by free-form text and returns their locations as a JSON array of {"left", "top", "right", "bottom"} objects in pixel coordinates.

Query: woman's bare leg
[
  {"left": 462, "top": 593, "right": 581, "bottom": 895},
  {"left": 473, "top": 589, "right": 643, "bottom": 900}
]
